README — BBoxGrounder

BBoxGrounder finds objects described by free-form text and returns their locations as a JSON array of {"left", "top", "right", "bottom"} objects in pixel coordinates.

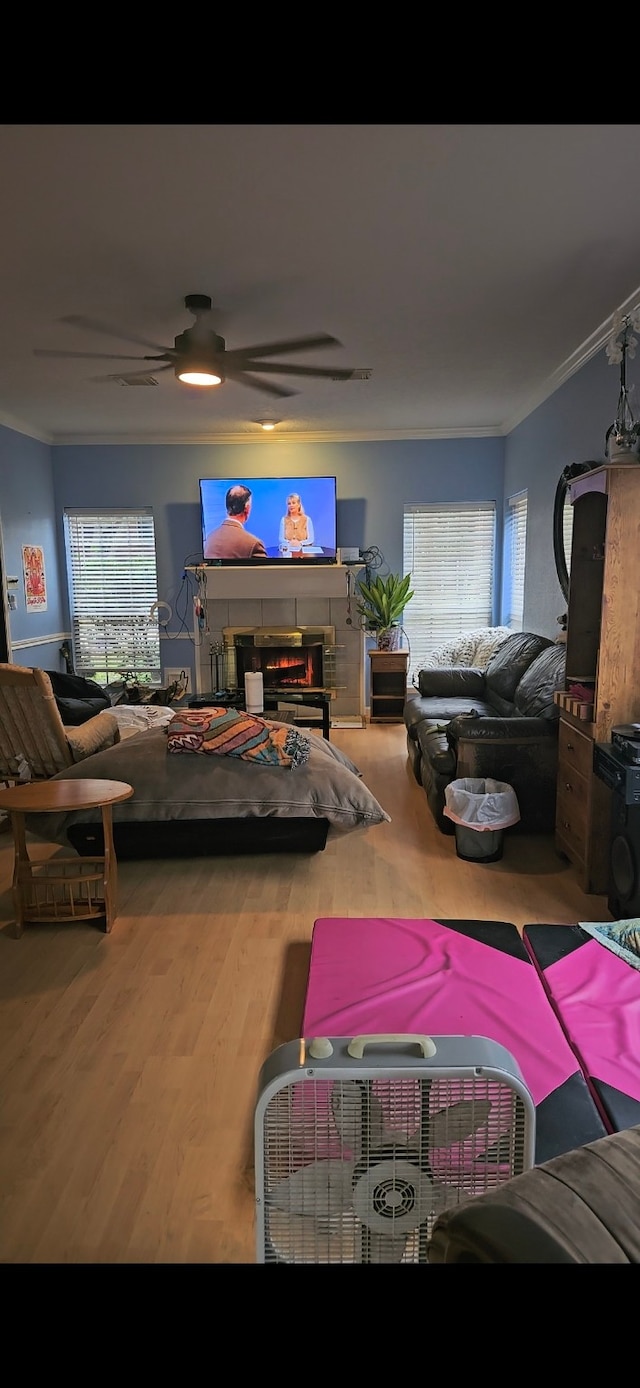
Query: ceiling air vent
[
  {"left": 114, "top": 375, "right": 159, "bottom": 387},
  {"left": 331, "top": 368, "right": 372, "bottom": 381}
]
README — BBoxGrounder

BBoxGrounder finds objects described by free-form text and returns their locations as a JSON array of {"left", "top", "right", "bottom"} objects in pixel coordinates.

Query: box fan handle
[{"left": 347, "top": 1034, "right": 437, "bottom": 1059}]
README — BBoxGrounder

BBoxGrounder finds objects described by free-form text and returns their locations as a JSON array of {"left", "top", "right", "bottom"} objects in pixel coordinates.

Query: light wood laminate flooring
[{"left": 0, "top": 725, "right": 609, "bottom": 1264}]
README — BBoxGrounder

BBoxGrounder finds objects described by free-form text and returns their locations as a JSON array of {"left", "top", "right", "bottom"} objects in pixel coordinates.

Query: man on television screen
[{"left": 204, "top": 484, "right": 267, "bottom": 559}]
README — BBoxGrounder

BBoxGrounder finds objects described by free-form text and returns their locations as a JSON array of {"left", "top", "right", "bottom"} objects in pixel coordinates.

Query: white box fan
[{"left": 255, "top": 1034, "right": 536, "bottom": 1264}]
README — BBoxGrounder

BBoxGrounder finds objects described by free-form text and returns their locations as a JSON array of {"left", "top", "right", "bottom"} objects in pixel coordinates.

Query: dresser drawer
[
  {"left": 556, "top": 767, "right": 589, "bottom": 852},
  {"left": 557, "top": 719, "right": 593, "bottom": 779}
]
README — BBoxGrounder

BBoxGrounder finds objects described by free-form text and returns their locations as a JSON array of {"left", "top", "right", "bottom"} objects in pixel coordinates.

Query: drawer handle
[
  {"left": 564, "top": 781, "right": 573, "bottom": 791},
  {"left": 566, "top": 742, "right": 574, "bottom": 751},
  {"left": 563, "top": 819, "right": 571, "bottom": 828}
]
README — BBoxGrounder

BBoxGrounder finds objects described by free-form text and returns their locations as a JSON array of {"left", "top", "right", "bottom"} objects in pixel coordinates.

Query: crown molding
[
  {"left": 40, "top": 425, "right": 502, "bottom": 447},
  {"left": 503, "top": 284, "right": 640, "bottom": 435},
  {"left": 0, "top": 410, "right": 52, "bottom": 444}
]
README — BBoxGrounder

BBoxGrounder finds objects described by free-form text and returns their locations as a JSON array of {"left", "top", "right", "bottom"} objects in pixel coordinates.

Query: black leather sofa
[
  {"left": 403, "top": 631, "right": 566, "bottom": 834},
  {"left": 45, "top": 670, "right": 112, "bottom": 726}
]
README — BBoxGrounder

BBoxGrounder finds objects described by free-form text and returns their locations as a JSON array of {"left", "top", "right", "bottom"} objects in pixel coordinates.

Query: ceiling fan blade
[
  {"left": 224, "top": 333, "right": 342, "bottom": 362},
  {"left": 223, "top": 368, "right": 298, "bottom": 398},
  {"left": 61, "top": 314, "right": 174, "bottom": 355},
  {"left": 88, "top": 365, "right": 173, "bottom": 383},
  {"left": 34, "top": 349, "right": 157, "bottom": 361},
  {"left": 235, "top": 360, "right": 362, "bottom": 380}
]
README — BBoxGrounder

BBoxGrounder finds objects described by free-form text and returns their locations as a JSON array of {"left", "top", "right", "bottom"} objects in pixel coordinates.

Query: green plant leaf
[{"left": 356, "top": 571, "right": 415, "bottom": 629}]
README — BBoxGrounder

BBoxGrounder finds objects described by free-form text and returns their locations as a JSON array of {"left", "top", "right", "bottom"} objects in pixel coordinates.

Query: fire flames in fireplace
[
  {"left": 223, "top": 626, "right": 335, "bottom": 692},
  {"left": 238, "top": 642, "right": 322, "bottom": 690}
]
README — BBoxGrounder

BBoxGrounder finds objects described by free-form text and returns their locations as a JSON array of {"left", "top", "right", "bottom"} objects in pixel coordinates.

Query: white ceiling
[{"left": 1, "top": 123, "right": 640, "bottom": 446}]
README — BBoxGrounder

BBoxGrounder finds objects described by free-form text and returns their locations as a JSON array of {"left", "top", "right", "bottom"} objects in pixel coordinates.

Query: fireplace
[{"left": 223, "top": 626, "right": 336, "bottom": 693}]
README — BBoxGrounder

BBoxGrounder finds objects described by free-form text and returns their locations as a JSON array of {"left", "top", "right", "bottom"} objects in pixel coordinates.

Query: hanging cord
[
  {"left": 360, "top": 544, "right": 384, "bottom": 589},
  {"left": 162, "top": 562, "right": 209, "bottom": 648},
  {"left": 192, "top": 566, "right": 209, "bottom": 642},
  {"left": 345, "top": 568, "right": 354, "bottom": 625}
]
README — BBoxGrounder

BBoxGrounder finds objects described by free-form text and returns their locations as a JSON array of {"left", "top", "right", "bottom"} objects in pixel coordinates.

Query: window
[
  {"left": 403, "top": 502, "right": 496, "bottom": 677},
  {"left": 504, "top": 490, "right": 528, "bottom": 630},
  {"left": 563, "top": 493, "right": 574, "bottom": 588},
  {"left": 64, "top": 509, "right": 161, "bottom": 684}
]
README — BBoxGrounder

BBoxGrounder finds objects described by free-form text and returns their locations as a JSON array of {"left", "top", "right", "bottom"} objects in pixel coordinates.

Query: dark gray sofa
[
  {"left": 45, "top": 670, "right": 111, "bottom": 725},
  {"left": 403, "top": 631, "right": 566, "bottom": 834}
]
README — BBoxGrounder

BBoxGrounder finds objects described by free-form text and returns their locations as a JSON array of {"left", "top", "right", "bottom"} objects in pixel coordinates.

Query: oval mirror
[{"left": 553, "top": 461, "right": 597, "bottom": 603}]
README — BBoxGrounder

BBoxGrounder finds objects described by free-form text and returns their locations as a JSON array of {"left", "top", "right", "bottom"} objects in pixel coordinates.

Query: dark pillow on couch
[
  {"left": 45, "top": 669, "right": 111, "bottom": 726},
  {"left": 513, "top": 644, "right": 565, "bottom": 719},
  {"left": 483, "top": 632, "right": 553, "bottom": 709},
  {"left": 416, "top": 667, "right": 485, "bottom": 698}
]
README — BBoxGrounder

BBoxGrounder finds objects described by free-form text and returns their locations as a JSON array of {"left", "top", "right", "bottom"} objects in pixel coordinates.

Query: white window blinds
[
  {"left": 402, "top": 502, "right": 496, "bottom": 677},
  {"left": 64, "top": 509, "right": 161, "bottom": 682},
  {"left": 563, "top": 494, "right": 574, "bottom": 585},
  {"left": 504, "top": 490, "right": 527, "bottom": 630}
]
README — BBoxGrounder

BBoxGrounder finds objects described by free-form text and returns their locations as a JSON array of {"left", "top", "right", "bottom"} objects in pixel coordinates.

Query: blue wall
[
  {"left": 505, "top": 348, "right": 618, "bottom": 637},
  {"left": 0, "top": 427, "right": 67, "bottom": 670},
  {"left": 0, "top": 338, "right": 634, "bottom": 672}
]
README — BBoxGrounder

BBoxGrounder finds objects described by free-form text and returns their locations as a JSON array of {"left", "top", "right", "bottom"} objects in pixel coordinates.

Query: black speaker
[{"left": 608, "top": 789, "right": 640, "bottom": 918}]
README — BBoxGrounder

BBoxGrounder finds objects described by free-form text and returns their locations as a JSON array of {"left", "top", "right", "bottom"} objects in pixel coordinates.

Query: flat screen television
[{"left": 199, "top": 475, "right": 338, "bottom": 565}]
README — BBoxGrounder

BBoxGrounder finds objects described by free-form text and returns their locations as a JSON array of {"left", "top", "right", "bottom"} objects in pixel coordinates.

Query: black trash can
[
  {"left": 444, "top": 778, "right": 520, "bottom": 863},
  {"left": 453, "top": 822, "right": 505, "bottom": 863}
]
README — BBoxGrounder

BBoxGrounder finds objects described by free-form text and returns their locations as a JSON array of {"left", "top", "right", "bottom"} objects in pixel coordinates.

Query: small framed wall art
[{"left": 22, "top": 543, "right": 48, "bottom": 612}]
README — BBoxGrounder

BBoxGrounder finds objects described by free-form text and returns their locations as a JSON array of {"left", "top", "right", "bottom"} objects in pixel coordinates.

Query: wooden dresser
[
  {"left": 555, "top": 463, "right": 640, "bottom": 893},
  {"left": 555, "top": 714, "right": 611, "bottom": 893}
]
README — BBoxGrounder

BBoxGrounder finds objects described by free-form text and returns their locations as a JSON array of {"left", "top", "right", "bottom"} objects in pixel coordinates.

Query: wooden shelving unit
[
  {"left": 555, "top": 464, "right": 640, "bottom": 893},
  {"left": 368, "top": 649, "right": 409, "bottom": 723}
]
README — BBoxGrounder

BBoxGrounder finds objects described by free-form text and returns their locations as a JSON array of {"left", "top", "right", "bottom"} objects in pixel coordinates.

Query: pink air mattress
[
  {"left": 523, "top": 924, "right": 640, "bottom": 1134},
  {"left": 302, "top": 917, "right": 608, "bottom": 1163}
]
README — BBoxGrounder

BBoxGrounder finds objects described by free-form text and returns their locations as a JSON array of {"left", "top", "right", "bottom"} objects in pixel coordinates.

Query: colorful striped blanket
[{"left": 166, "top": 707, "right": 311, "bottom": 768}]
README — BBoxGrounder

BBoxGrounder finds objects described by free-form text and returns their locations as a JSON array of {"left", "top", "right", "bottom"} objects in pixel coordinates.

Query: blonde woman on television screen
[{"left": 278, "top": 493, "right": 315, "bottom": 552}]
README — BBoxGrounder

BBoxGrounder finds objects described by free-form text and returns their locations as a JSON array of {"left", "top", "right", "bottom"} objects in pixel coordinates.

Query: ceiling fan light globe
[{"left": 176, "top": 366, "right": 223, "bottom": 387}]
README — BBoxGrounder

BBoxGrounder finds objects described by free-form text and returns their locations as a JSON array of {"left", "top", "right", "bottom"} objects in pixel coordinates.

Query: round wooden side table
[{"left": 0, "top": 779, "right": 134, "bottom": 937}]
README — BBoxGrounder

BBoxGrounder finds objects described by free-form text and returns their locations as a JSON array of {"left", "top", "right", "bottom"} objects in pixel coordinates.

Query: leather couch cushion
[
  {"left": 513, "top": 644, "right": 566, "bottom": 719},
  {"left": 415, "top": 720, "right": 457, "bottom": 773},
  {"left": 416, "top": 668, "right": 485, "bottom": 698},
  {"left": 483, "top": 632, "right": 552, "bottom": 710},
  {"left": 412, "top": 696, "right": 497, "bottom": 725}
]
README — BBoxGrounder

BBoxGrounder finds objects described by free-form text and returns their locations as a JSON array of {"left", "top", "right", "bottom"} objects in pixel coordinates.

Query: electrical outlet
[{"left": 164, "top": 666, "right": 191, "bottom": 695}]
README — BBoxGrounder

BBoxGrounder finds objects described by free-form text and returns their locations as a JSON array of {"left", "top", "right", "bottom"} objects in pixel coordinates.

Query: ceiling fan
[{"left": 34, "top": 293, "right": 372, "bottom": 398}]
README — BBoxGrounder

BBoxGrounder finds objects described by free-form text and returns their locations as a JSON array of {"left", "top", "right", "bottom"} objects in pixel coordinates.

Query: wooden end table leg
[
  {"left": 101, "top": 805, "right": 117, "bottom": 934},
  {"left": 9, "top": 810, "right": 28, "bottom": 939}
]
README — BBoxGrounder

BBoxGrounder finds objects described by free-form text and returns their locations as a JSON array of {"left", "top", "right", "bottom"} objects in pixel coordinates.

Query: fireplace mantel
[
  {"left": 189, "top": 563, "right": 362, "bottom": 600},
  {"left": 191, "top": 564, "right": 367, "bottom": 723}
]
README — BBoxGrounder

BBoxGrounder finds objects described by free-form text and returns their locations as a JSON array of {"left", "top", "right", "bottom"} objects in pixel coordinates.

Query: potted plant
[{"left": 356, "top": 571, "right": 415, "bottom": 649}]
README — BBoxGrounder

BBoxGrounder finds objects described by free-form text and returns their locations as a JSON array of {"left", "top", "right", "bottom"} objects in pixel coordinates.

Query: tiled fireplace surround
[{"left": 193, "top": 564, "right": 366, "bottom": 724}]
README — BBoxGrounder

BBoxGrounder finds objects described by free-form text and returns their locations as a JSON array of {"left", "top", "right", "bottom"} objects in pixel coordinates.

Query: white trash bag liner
[{"left": 444, "top": 778, "right": 521, "bottom": 831}]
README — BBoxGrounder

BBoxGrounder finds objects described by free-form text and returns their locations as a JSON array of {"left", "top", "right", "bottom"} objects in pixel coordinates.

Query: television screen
[{"left": 199, "top": 476, "right": 337, "bottom": 565}]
